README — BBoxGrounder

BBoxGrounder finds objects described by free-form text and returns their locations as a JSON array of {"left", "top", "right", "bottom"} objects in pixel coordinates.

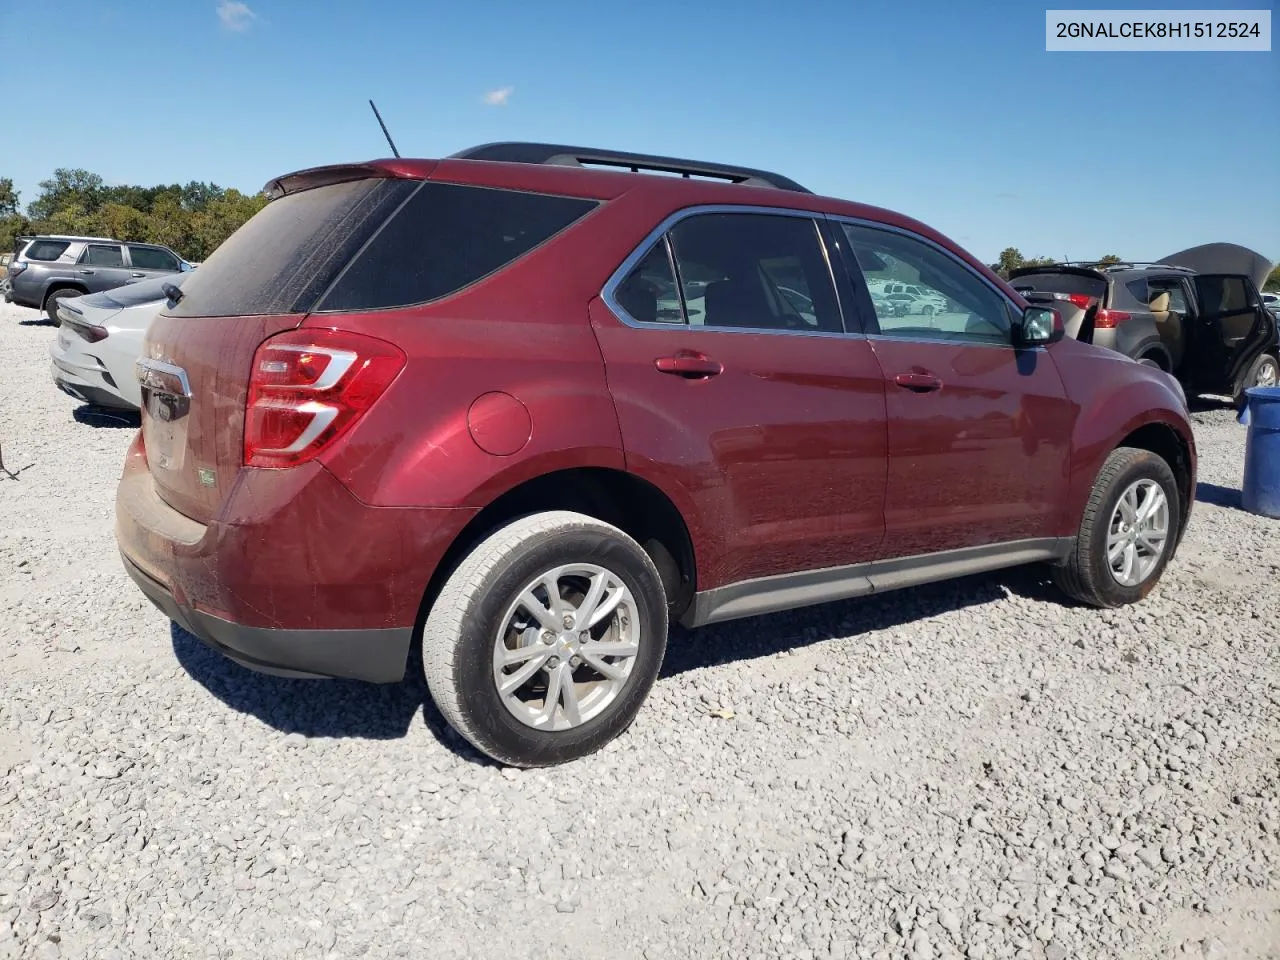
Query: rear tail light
[
  {"left": 1065, "top": 293, "right": 1093, "bottom": 310},
  {"left": 244, "top": 328, "right": 405, "bottom": 468},
  {"left": 8, "top": 261, "right": 27, "bottom": 276},
  {"left": 64, "top": 318, "right": 108, "bottom": 342},
  {"left": 1094, "top": 309, "right": 1131, "bottom": 329}
]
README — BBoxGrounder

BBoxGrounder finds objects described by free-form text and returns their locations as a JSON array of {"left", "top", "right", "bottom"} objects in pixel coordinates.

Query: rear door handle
[
  {"left": 130, "top": 272, "right": 145, "bottom": 278},
  {"left": 894, "top": 372, "right": 943, "bottom": 392},
  {"left": 655, "top": 353, "right": 723, "bottom": 379},
  {"left": 79, "top": 269, "right": 95, "bottom": 275}
]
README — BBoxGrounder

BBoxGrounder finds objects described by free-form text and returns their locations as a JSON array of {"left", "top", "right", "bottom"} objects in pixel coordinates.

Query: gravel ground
[{"left": 1, "top": 299, "right": 1277, "bottom": 960}]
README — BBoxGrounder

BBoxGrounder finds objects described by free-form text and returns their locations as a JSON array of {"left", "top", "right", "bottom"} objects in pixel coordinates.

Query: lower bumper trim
[{"left": 121, "top": 552, "right": 412, "bottom": 683}]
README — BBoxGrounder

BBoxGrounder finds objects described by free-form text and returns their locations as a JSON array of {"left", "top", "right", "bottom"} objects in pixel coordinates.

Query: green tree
[
  {"left": 18, "top": 168, "right": 269, "bottom": 261},
  {"left": 27, "top": 168, "right": 105, "bottom": 221},
  {"left": 1264, "top": 264, "right": 1280, "bottom": 292},
  {"left": 0, "top": 177, "right": 18, "bottom": 219},
  {"left": 995, "top": 247, "right": 1024, "bottom": 277},
  {"left": 1095, "top": 253, "right": 1124, "bottom": 267}
]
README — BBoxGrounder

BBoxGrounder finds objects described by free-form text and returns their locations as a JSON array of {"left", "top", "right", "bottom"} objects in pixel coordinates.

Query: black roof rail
[{"left": 448, "top": 141, "right": 811, "bottom": 193}]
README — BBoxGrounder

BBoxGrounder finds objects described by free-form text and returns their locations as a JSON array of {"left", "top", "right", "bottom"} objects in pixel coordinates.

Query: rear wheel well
[
  {"left": 417, "top": 468, "right": 697, "bottom": 633},
  {"left": 1117, "top": 423, "right": 1192, "bottom": 531},
  {"left": 42, "top": 283, "right": 87, "bottom": 306}
]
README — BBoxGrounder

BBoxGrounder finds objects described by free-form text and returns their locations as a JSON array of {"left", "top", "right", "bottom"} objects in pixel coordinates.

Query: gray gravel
[{"left": 1, "top": 299, "right": 1278, "bottom": 960}]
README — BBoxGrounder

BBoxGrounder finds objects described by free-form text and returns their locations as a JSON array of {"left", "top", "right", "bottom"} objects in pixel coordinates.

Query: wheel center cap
[{"left": 558, "top": 634, "right": 578, "bottom": 654}]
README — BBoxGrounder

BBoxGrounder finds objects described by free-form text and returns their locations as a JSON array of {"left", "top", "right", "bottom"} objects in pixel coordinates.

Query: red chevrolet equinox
[{"left": 116, "top": 142, "right": 1197, "bottom": 767}]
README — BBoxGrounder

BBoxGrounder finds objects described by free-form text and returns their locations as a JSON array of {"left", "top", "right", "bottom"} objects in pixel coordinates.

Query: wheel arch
[
  {"left": 1112, "top": 421, "right": 1195, "bottom": 541},
  {"left": 42, "top": 282, "right": 89, "bottom": 307},
  {"left": 414, "top": 466, "right": 699, "bottom": 641}
]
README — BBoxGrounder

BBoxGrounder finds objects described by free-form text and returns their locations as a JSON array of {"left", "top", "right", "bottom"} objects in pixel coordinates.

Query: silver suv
[{"left": 6, "top": 234, "right": 192, "bottom": 321}]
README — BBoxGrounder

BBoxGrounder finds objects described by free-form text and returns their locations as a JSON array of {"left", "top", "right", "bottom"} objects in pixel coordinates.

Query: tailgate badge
[{"left": 198, "top": 468, "right": 216, "bottom": 487}]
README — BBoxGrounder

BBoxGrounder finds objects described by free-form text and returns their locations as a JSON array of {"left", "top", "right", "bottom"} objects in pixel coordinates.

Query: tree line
[{"left": 0, "top": 170, "right": 268, "bottom": 263}]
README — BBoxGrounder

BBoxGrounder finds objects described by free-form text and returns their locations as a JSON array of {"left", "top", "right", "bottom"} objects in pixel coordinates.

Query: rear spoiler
[{"left": 262, "top": 159, "right": 437, "bottom": 200}]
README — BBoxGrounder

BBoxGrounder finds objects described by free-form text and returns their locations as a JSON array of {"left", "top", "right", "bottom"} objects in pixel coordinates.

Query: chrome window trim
[{"left": 599, "top": 204, "right": 858, "bottom": 339}]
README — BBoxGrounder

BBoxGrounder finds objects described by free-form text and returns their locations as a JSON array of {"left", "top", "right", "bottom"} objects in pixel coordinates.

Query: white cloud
[
  {"left": 217, "top": 1, "right": 256, "bottom": 31},
  {"left": 483, "top": 86, "right": 514, "bottom": 107}
]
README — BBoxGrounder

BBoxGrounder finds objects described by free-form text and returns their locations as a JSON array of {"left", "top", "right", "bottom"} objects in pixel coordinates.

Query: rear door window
[
  {"left": 24, "top": 240, "right": 71, "bottom": 261},
  {"left": 128, "top": 245, "right": 180, "bottom": 271},
  {"left": 666, "top": 212, "right": 843, "bottom": 333},
  {"left": 80, "top": 244, "right": 124, "bottom": 266},
  {"left": 317, "top": 182, "right": 598, "bottom": 312}
]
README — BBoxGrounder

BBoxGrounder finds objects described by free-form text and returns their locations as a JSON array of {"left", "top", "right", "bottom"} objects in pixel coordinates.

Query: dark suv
[
  {"left": 1008, "top": 251, "right": 1277, "bottom": 402},
  {"left": 115, "top": 143, "right": 1196, "bottom": 767},
  {"left": 6, "top": 234, "right": 192, "bottom": 322}
]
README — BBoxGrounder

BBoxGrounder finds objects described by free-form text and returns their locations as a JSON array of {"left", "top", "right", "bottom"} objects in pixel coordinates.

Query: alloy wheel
[{"left": 492, "top": 563, "right": 641, "bottom": 731}]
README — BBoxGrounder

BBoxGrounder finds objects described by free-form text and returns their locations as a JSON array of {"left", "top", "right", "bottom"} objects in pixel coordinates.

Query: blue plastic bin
[{"left": 1239, "top": 385, "right": 1280, "bottom": 518}]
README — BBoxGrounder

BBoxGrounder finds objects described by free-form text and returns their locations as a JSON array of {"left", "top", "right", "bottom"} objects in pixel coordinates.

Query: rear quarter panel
[
  {"left": 1049, "top": 338, "right": 1196, "bottom": 533},
  {"left": 314, "top": 192, "right": 661, "bottom": 509}
]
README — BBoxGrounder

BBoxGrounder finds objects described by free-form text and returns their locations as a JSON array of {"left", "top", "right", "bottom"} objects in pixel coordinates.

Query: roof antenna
[{"left": 368, "top": 99, "right": 401, "bottom": 158}]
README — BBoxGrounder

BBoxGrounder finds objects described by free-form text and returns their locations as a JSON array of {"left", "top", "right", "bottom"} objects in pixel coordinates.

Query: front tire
[
  {"left": 422, "top": 511, "right": 668, "bottom": 767},
  {"left": 1053, "top": 447, "right": 1181, "bottom": 607}
]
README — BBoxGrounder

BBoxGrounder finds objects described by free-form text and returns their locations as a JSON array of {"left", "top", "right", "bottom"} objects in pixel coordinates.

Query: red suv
[{"left": 116, "top": 142, "right": 1196, "bottom": 767}]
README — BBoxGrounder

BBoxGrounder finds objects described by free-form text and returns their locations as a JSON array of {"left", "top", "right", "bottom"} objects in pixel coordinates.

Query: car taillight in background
[
  {"left": 244, "top": 329, "right": 406, "bottom": 468},
  {"left": 1094, "top": 309, "right": 1131, "bottom": 329}
]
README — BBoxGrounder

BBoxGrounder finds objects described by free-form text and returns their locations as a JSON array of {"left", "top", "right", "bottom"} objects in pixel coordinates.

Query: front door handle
[
  {"left": 130, "top": 272, "right": 145, "bottom": 278},
  {"left": 655, "top": 353, "right": 723, "bottom": 379},
  {"left": 894, "top": 372, "right": 943, "bottom": 392},
  {"left": 79, "top": 269, "right": 95, "bottom": 275}
]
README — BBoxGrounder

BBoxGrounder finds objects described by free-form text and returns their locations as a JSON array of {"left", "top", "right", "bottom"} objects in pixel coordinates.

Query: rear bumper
[
  {"left": 122, "top": 552, "right": 412, "bottom": 681},
  {"left": 50, "top": 340, "right": 138, "bottom": 411},
  {"left": 115, "top": 437, "right": 479, "bottom": 683}
]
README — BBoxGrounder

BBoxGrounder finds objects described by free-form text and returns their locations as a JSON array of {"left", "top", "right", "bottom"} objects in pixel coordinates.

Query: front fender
[{"left": 1054, "top": 343, "right": 1196, "bottom": 534}]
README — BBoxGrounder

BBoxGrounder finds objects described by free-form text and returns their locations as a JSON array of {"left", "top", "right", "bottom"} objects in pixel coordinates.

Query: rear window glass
[
  {"left": 24, "top": 240, "right": 70, "bottom": 261},
  {"left": 316, "top": 182, "right": 599, "bottom": 312},
  {"left": 1007, "top": 271, "right": 1106, "bottom": 300},
  {"left": 168, "top": 178, "right": 418, "bottom": 318}
]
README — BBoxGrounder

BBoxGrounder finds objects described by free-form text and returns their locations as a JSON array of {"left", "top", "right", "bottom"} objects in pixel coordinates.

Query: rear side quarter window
[
  {"left": 24, "top": 240, "right": 71, "bottom": 261},
  {"left": 317, "top": 182, "right": 599, "bottom": 313}
]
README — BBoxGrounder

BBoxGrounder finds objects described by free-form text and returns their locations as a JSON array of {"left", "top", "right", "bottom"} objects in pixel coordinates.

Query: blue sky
[{"left": 2, "top": 0, "right": 1276, "bottom": 264}]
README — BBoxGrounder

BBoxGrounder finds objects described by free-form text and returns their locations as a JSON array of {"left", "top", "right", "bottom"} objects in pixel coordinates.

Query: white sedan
[{"left": 48, "top": 274, "right": 186, "bottom": 412}]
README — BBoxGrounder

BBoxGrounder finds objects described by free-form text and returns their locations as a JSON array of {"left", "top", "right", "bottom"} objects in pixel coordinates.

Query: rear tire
[
  {"left": 1053, "top": 447, "right": 1181, "bottom": 608},
  {"left": 422, "top": 510, "right": 668, "bottom": 767},
  {"left": 43, "top": 288, "right": 82, "bottom": 324}
]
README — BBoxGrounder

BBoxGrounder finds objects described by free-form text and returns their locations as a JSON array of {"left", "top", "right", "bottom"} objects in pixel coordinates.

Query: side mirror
[
  {"left": 178, "top": 261, "right": 193, "bottom": 272},
  {"left": 1015, "top": 306, "right": 1063, "bottom": 346}
]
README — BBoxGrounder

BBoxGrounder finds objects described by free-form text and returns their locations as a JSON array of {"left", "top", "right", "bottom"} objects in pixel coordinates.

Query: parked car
[
  {"left": 882, "top": 281, "right": 947, "bottom": 311},
  {"left": 6, "top": 234, "right": 193, "bottom": 322},
  {"left": 1262, "top": 291, "right": 1280, "bottom": 320},
  {"left": 49, "top": 274, "right": 188, "bottom": 411},
  {"left": 116, "top": 142, "right": 1197, "bottom": 768},
  {"left": 883, "top": 291, "right": 936, "bottom": 316},
  {"left": 1007, "top": 250, "right": 1277, "bottom": 403}
]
